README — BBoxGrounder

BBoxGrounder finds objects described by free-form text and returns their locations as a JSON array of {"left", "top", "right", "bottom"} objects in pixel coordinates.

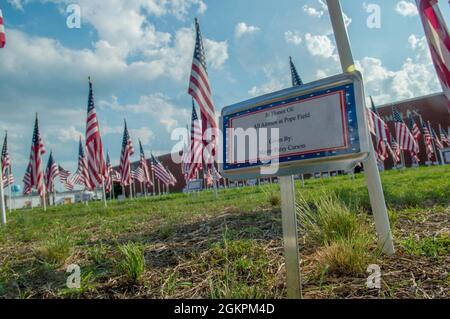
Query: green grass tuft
[
  {"left": 37, "top": 234, "right": 73, "bottom": 267},
  {"left": 401, "top": 234, "right": 450, "bottom": 258},
  {"left": 117, "top": 243, "right": 146, "bottom": 284}
]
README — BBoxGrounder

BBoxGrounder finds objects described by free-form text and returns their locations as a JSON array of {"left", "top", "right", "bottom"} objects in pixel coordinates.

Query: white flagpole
[
  {"left": 42, "top": 187, "right": 47, "bottom": 211},
  {"left": 0, "top": 159, "right": 6, "bottom": 225},
  {"left": 327, "top": 0, "right": 394, "bottom": 255},
  {"left": 102, "top": 177, "right": 107, "bottom": 208},
  {"left": 8, "top": 166, "right": 12, "bottom": 212}
]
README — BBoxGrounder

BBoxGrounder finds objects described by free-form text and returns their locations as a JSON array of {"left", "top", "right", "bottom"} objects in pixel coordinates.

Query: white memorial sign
[{"left": 220, "top": 72, "right": 370, "bottom": 179}]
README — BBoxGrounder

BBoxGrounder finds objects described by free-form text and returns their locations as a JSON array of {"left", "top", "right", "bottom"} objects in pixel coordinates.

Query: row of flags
[
  {"left": 16, "top": 78, "right": 178, "bottom": 201},
  {"left": 368, "top": 99, "right": 450, "bottom": 166},
  {"left": 0, "top": 9, "right": 449, "bottom": 200}
]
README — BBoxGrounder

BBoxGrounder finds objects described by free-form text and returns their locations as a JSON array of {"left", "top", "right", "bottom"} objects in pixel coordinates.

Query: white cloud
[
  {"left": 248, "top": 61, "right": 290, "bottom": 97},
  {"left": 284, "top": 31, "right": 303, "bottom": 46},
  {"left": 235, "top": 22, "right": 260, "bottom": 38},
  {"left": 248, "top": 80, "right": 285, "bottom": 97},
  {"left": 204, "top": 39, "right": 229, "bottom": 69},
  {"left": 356, "top": 34, "right": 439, "bottom": 104},
  {"left": 303, "top": 5, "right": 324, "bottom": 18},
  {"left": 130, "top": 127, "right": 154, "bottom": 146},
  {"left": 100, "top": 93, "right": 190, "bottom": 133},
  {"left": 304, "top": 33, "right": 336, "bottom": 58},
  {"left": 395, "top": 1, "right": 418, "bottom": 17},
  {"left": 57, "top": 126, "right": 83, "bottom": 142}
]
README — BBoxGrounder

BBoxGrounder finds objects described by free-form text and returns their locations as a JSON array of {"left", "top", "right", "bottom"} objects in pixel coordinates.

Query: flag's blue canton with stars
[
  {"left": 194, "top": 18, "right": 208, "bottom": 75},
  {"left": 119, "top": 120, "right": 134, "bottom": 186},
  {"left": 392, "top": 107, "right": 404, "bottom": 124},
  {"left": 290, "top": 56, "right": 303, "bottom": 87}
]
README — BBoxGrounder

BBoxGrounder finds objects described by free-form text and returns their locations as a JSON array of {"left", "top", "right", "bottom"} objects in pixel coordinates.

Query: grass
[
  {"left": 401, "top": 234, "right": 450, "bottom": 258},
  {"left": 297, "top": 193, "right": 377, "bottom": 276},
  {"left": 0, "top": 166, "right": 448, "bottom": 299},
  {"left": 117, "top": 243, "right": 146, "bottom": 284},
  {"left": 37, "top": 234, "right": 73, "bottom": 268}
]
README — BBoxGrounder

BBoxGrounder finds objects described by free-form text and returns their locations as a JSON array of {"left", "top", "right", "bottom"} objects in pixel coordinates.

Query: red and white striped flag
[
  {"left": 45, "top": 151, "right": 59, "bottom": 193},
  {"left": 23, "top": 164, "right": 32, "bottom": 195},
  {"left": 119, "top": 120, "right": 134, "bottom": 186},
  {"left": 138, "top": 140, "right": 152, "bottom": 187},
  {"left": 85, "top": 78, "right": 106, "bottom": 189},
  {"left": 368, "top": 98, "right": 390, "bottom": 161},
  {"left": 105, "top": 152, "right": 113, "bottom": 193},
  {"left": 422, "top": 120, "right": 436, "bottom": 161},
  {"left": 188, "top": 18, "right": 218, "bottom": 166},
  {"left": 417, "top": 0, "right": 450, "bottom": 113},
  {"left": 393, "top": 108, "right": 419, "bottom": 155},
  {"left": 440, "top": 124, "right": 450, "bottom": 146},
  {"left": 430, "top": 124, "right": 444, "bottom": 150},
  {"left": 1, "top": 131, "right": 14, "bottom": 188},
  {"left": 0, "top": 8, "right": 6, "bottom": 49},
  {"left": 58, "top": 165, "right": 74, "bottom": 191},
  {"left": 389, "top": 136, "right": 401, "bottom": 165},
  {"left": 185, "top": 100, "right": 203, "bottom": 181},
  {"left": 72, "top": 137, "right": 92, "bottom": 189},
  {"left": 26, "top": 114, "right": 46, "bottom": 198},
  {"left": 151, "top": 154, "right": 171, "bottom": 186}
]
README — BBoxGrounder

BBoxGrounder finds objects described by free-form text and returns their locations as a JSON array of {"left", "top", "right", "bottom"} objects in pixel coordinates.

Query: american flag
[
  {"left": 368, "top": 98, "right": 389, "bottom": 161},
  {"left": 186, "top": 100, "right": 203, "bottom": 181},
  {"left": 430, "top": 124, "right": 444, "bottom": 150},
  {"left": 105, "top": 152, "right": 113, "bottom": 193},
  {"left": 290, "top": 56, "right": 303, "bottom": 87},
  {"left": 45, "top": 151, "right": 59, "bottom": 193},
  {"left": 1, "top": 131, "right": 14, "bottom": 188},
  {"left": 389, "top": 136, "right": 401, "bottom": 164},
  {"left": 132, "top": 167, "right": 145, "bottom": 183},
  {"left": 26, "top": 114, "right": 46, "bottom": 197},
  {"left": 138, "top": 140, "right": 152, "bottom": 187},
  {"left": 151, "top": 154, "right": 171, "bottom": 186},
  {"left": 23, "top": 164, "right": 32, "bottom": 195},
  {"left": 422, "top": 120, "right": 436, "bottom": 161},
  {"left": 166, "top": 167, "right": 177, "bottom": 186},
  {"left": 211, "top": 164, "right": 222, "bottom": 181},
  {"left": 85, "top": 78, "right": 106, "bottom": 189},
  {"left": 0, "top": 8, "right": 5, "bottom": 49},
  {"left": 119, "top": 120, "right": 134, "bottom": 186},
  {"left": 408, "top": 112, "right": 422, "bottom": 141},
  {"left": 111, "top": 170, "right": 121, "bottom": 183},
  {"left": 188, "top": 18, "right": 218, "bottom": 165},
  {"left": 417, "top": 0, "right": 450, "bottom": 113},
  {"left": 204, "top": 169, "right": 213, "bottom": 187},
  {"left": 440, "top": 124, "right": 450, "bottom": 146},
  {"left": 72, "top": 137, "right": 92, "bottom": 189},
  {"left": 58, "top": 165, "right": 74, "bottom": 191},
  {"left": 393, "top": 107, "right": 419, "bottom": 155}
]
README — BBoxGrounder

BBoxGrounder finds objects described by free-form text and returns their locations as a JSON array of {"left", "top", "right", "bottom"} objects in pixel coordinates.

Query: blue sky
[{"left": 0, "top": 0, "right": 448, "bottom": 189}]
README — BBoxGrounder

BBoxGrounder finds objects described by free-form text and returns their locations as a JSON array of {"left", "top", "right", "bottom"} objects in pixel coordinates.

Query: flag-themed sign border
[{"left": 220, "top": 72, "right": 371, "bottom": 179}]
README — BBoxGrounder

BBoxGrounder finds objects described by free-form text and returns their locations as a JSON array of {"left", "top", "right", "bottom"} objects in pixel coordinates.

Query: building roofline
[{"left": 377, "top": 91, "right": 444, "bottom": 109}]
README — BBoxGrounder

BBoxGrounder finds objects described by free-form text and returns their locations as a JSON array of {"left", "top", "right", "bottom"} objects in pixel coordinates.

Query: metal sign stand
[
  {"left": 279, "top": 175, "right": 302, "bottom": 299},
  {"left": 327, "top": 0, "right": 394, "bottom": 255},
  {"left": 0, "top": 160, "right": 6, "bottom": 225}
]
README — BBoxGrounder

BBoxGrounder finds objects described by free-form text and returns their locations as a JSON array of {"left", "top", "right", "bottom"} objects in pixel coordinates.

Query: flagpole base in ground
[{"left": 0, "top": 160, "right": 6, "bottom": 225}]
